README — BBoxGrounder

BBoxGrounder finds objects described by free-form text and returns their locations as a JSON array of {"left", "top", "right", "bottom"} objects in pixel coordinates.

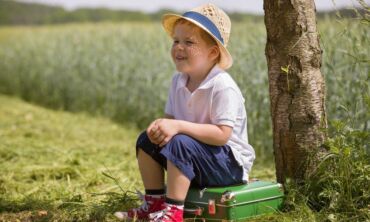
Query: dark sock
[
  {"left": 165, "top": 197, "right": 185, "bottom": 206},
  {"left": 145, "top": 189, "right": 165, "bottom": 195}
]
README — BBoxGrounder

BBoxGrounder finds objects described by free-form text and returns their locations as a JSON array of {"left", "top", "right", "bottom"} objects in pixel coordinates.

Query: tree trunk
[{"left": 263, "top": 0, "right": 327, "bottom": 184}]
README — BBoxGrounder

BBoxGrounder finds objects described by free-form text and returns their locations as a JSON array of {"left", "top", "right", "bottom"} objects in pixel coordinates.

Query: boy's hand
[
  {"left": 146, "top": 120, "right": 160, "bottom": 144},
  {"left": 146, "top": 118, "right": 179, "bottom": 147}
]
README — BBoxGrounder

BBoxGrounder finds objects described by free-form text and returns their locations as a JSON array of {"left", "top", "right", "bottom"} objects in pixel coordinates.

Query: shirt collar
[{"left": 176, "top": 65, "right": 224, "bottom": 91}]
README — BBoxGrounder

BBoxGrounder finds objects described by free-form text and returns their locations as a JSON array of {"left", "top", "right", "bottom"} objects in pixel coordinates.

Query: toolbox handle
[{"left": 184, "top": 207, "right": 203, "bottom": 216}]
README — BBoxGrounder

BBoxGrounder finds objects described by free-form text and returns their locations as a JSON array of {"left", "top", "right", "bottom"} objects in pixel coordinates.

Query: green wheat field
[{"left": 0, "top": 18, "right": 369, "bottom": 221}]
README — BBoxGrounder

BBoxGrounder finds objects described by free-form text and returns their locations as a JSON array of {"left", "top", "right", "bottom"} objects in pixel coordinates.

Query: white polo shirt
[{"left": 165, "top": 65, "right": 255, "bottom": 181}]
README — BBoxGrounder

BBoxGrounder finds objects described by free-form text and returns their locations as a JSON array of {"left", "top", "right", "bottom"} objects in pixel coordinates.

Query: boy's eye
[
  {"left": 186, "top": 41, "right": 194, "bottom": 45},
  {"left": 173, "top": 40, "right": 179, "bottom": 44}
]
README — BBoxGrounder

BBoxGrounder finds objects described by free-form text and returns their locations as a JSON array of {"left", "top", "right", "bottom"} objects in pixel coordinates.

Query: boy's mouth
[{"left": 175, "top": 55, "right": 187, "bottom": 61}]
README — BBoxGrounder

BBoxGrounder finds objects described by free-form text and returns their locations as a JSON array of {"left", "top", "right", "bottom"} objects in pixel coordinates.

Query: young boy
[{"left": 115, "top": 3, "right": 255, "bottom": 222}]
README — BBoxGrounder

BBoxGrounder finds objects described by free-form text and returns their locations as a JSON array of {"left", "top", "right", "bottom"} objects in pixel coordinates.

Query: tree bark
[{"left": 263, "top": 0, "right": 327, "bottom": 184}]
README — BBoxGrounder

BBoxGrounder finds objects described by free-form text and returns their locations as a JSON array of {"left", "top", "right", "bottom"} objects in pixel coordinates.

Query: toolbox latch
[
  {"left": 208, "top": 199, "right": 216, "bottom": 214},
  {"left": 220, "top": 191, "right": 235, "bottom": 203},
  {"left": 184, "top": 207, "right": 203, "bottom": 216}
]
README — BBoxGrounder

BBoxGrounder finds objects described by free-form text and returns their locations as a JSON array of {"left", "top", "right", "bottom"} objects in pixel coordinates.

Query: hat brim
[{"left": 162, "top": 14, "right": 233, "bottom": 70}]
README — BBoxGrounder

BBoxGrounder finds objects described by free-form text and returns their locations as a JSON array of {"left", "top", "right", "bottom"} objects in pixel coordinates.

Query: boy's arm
[
  {"left": 176, "top": 120, "right": 232, "bottom": 146},
  {"left": 149, "top": 118, "right": 232, "bottom": 147}
]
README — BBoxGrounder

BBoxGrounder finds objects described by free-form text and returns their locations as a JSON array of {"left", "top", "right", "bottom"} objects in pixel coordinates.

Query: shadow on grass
[
  {"left": 0, "top": 197, "right": 53, "bottom": 213},
  {"left": 0, "top": 192, "right": 138, "bottom": 222},
  {"left": 0, "top": 197, "right": 53, "bottom": 222}
]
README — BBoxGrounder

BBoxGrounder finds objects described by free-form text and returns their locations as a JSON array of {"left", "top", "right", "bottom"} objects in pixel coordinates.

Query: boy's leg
[
  {"left": 138, "top": 149, "right": 165, "bottom": 190},
  {"left": 115, "top": 132, "right": 167, "bottom": 221},
  {"left": 146, "top": 160, "right": 187, "bottom": 222},
  {"left": 147, "top": 133, "right": 244, "bottom": 221},
  {"left": 148, "top": 135, "right": 194, "bottom": 222},
  {"left": 166, "top": 160, "right": 190, "bottom": 200}
]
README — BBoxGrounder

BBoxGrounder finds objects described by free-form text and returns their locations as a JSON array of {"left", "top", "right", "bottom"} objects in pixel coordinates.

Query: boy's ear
[{"left": 209, "top": 45, "right": 220, "bottom": 62}]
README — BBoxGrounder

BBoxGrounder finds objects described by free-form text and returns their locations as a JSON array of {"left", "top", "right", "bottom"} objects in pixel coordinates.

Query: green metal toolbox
[{"left": 184, "top": 181, "right": 284, "bottom": 221}]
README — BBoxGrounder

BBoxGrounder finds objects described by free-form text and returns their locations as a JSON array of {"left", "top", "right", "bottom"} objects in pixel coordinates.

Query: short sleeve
[
  {"left": 210, "top": 87, "right": 240, "bottom": 127},
  {"left": 165, "top": 74, "right": 178, "bottom": 116}
]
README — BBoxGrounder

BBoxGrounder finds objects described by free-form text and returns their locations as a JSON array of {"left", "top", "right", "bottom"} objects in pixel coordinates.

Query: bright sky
[{"left": 17, "top": 0, "right": 368, "bottom": 14}]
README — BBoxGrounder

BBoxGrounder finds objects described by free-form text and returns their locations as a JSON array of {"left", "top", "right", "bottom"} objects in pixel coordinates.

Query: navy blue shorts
[{"left": 136, "top": 131, "right": 244, "bottom": 188}]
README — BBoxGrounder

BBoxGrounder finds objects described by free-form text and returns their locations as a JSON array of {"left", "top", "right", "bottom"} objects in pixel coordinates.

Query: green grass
[
  {"left": 2, "top": 94, "right": 366, "bottom": 221},
  {"left": 0, "top": 94, "right": 140, "bottom": 221},
  {"left": 0, "top": 95, "right": 275, "bottom": 221}
]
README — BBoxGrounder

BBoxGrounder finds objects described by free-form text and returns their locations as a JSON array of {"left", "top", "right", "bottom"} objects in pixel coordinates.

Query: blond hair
[{"left": 172, "top": 19, "right": 217, "bottom": 47}]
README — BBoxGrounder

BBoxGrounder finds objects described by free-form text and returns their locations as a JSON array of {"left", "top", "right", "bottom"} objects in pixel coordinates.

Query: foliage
[
  {"left": 281, "top": 66, "right": 370, "bottom": 220},
  {"left": 282, "top": 114, "right": 370, "bottom": 221},
  {"left": 311, "top": 121, "right": 369, "bottom": 218}
]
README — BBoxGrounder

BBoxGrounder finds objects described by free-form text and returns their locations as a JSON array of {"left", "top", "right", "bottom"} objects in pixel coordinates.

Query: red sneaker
[
  {"left": 149, "top": 205, "right": 184, "bottom": 222},
  {"left": 114, "top": 191, "right": 165, "bottom": 221}
]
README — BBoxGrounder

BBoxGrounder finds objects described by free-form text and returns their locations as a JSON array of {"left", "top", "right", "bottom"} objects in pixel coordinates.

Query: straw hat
[{"left": 162, "top": 3, "right": 233, "bottom": 70}]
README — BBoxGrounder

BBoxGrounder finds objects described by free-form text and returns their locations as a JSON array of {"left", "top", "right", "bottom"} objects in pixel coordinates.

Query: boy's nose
[{"left": 174, "top": 43, "right": 185, "bottom": 50}]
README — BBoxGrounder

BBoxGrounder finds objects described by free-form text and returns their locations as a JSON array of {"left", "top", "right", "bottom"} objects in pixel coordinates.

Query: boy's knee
[
  {"left": 169, "top": 134, "right": 192, "bottom": 146},
  {"left": 136, "top": 131, "right": 149, "bottom": 150},
  {"left": 164, "top": 134, "right": 195, "bottom": 155}
]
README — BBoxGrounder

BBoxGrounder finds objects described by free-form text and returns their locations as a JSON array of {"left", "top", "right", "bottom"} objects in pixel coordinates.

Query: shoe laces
[
  {"left": 149, "top": 206, "right": 172, "bottom": 222},
  {"left": 133, "top": 189, "right": 152, "bottom": 213}
]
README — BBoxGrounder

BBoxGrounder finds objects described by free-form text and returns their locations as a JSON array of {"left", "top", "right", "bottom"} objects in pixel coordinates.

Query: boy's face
[{"left": 171, "top": 22, "right": 218, "bottom": 76}]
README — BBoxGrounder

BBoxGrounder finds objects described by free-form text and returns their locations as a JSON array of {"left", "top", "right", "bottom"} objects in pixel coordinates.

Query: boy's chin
[{"left": 175, "top": 65, "right": 188, "bottom": 73}]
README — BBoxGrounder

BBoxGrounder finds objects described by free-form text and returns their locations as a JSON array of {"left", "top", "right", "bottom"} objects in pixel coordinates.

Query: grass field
[
  {"left": 0, "top": 95, "right": 276, "bottom": 221},
  {"left": 0, "top": 94, "right": 139, "bottom": 221},
  {"left": 1, "top": 95, "right": 367, "bottom": 221}
]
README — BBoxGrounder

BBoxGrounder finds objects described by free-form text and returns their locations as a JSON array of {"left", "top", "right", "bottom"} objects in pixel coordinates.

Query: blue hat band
[{"left": 182, "top": 11, "right": 224, "bottom": 45}]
